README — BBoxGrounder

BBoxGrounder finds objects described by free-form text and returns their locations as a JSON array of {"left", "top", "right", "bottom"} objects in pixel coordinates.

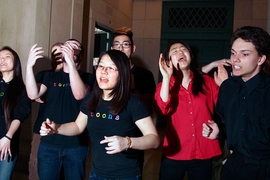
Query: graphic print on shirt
[
  {"left": 90, "top": 111, "right": 120, "bottom": 121},
  {"left": 53, "top": 82, "right": 71, "bottom": 87}
]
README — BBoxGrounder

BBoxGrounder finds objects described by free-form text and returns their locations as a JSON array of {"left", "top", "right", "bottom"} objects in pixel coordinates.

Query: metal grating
[{"left": 168, "top": 7, "right": 228, "bottom": 29}]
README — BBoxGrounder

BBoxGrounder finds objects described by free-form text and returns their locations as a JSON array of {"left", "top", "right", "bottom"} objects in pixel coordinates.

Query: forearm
[
  {"left": 160, "top": 77, "right": 170, "bottom": 102},
  {"left": 6, "top": 120, "right": 21, "bottom": 138},
  {"left": 201, "top": 62, "right": 216, "bottom": 74},
  {"left": 129, "top": 134, "right": 160, "bottom": 150},
  {"left": 69, "top": 67, "right": 87, "bottom": 100},
  {"left": 56, "top": 122, "right": 82, "bottom": 136},
  {"left": 25, "top": 66, "right": 39, "bottom": 99}
]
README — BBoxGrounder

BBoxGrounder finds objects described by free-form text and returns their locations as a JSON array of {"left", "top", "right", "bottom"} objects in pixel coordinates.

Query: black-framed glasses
[{"left": 112, "top": 42, "right": 131, "bottom": 49}]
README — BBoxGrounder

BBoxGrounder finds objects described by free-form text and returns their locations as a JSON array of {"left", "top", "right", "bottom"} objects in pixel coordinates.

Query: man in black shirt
[
  {"left": 203, "top": 26, "right": 270, "bottom": 180},
  {"left": 111, "top": 27, "right": 156, "bottom": 114}
]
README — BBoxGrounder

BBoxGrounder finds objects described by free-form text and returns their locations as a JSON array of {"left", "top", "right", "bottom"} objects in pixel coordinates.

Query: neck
[
  {"left": 103, "top": 90, "right": 113, "bottom": 101},
  {"left": 2, "top": 72, "right": 14, "bottom": 82}
]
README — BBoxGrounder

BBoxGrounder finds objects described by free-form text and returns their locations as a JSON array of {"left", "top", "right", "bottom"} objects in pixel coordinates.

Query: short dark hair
[
  {"left": 231, "top": 26, "right": 270, "bottom": 59},
  {"left": 112, "top": 27, "right": 134, "bottom": 46},
  {"left": 87, "top": 50, "right": 132, "bottom": 115},
  {"left": 67, "top": 38, "right": 84, "bottom": 55}
]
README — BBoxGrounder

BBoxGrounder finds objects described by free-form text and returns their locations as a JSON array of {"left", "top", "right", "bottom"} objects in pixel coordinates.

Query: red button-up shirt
[{"left": 154, "top": 73, "right": 221, "bottom": 160}]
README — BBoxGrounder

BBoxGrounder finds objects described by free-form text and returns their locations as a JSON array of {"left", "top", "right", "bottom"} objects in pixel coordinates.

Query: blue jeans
[
  {"left": 89, "top": 171, "right": 142, "bottom": 180},
  {"left": 38, "top": 142, "right": 88, "bottom": 180},
  {"left": 0, "top": 153, "right": 18, "bottom": 180}
]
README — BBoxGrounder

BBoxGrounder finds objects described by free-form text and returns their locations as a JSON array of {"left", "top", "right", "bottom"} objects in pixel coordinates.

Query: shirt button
[
  {"left": 191, "top": 123, "right": 194, "bottom": 126},
  {"left": 242, "top": 112, "right": 245, "bottom": 115},
  {"left": 192, "top": 134, "right": 195, "bottom": 137},
  {"left": 190, "top": 112, "right": 193, "bottom": 114},
  {"left": 243, "top": 97, "right": 246, "bottom": 99}
]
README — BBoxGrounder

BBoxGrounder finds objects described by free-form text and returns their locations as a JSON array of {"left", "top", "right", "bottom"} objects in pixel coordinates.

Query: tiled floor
[{"left": 12, "top": 127, "right": 165, "bottom": 180}]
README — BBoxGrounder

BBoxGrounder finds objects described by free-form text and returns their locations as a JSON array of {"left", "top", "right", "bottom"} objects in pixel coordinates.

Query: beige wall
[{"left": 0, "top": 0, "right": 85, "bottom": 160}]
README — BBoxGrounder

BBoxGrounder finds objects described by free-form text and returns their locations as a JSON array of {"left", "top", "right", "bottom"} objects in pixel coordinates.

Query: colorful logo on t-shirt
[
  {"left": 53, "top": 82, "right": 71, "bottom": 87},
  {"left": 90, "top": 112, "right": 120, "bottom": 121},
  {"left": 0, "top": 92, "right": 4, "bottom": 96}
]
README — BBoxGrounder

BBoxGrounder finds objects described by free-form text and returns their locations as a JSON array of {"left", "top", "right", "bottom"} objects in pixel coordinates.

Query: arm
[
  {"left": 40, "top": 111, "right": 88, "bottom": 136},
  {"left": 100, "top": 116, "right": 160, "bottom": 154},
  {"left": 61, "top": 44, "right": 88, "bottom": 100},
  {"left": 200, "top": 58, "right": 231, "bottom": 74},
  {"left": 25, "top": 44, "right": 47, "bottom": 99},
  {"left": 159, "top": 53, "right": 173, "bottom": 102},
  {"left": 0, "top": 120, "right": 20, "bottom": 160}
]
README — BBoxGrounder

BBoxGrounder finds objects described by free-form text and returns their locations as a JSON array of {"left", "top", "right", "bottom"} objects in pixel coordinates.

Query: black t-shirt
[
  {"left": 0, "top": 78, "right": 31, "bottom": 152},
  {"left": 40, "top": 70, "right": 94, "bottom": 147},
  {"left": 131, "top": 65, "right": 156, "bottom": 95},
  {"left": 33, "top": 69, "right": 95, "bottom": 134},
  {"left": 80, "top": 93, "right": 150, "bottom": 178}
]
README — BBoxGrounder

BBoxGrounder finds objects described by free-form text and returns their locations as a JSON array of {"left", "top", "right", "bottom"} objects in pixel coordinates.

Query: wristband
[
  {"left": 4, "top": 135, "right": 12, "bottom": 141},
  {"left": 126, "top": 136, "right": 132, "bottom": 150}
]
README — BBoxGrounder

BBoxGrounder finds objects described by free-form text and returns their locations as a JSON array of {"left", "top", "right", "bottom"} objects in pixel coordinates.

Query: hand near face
[
  {"left": 214, "top": 62, "right": 229, "bottom": 86},
  {"left": 27, "top": 44, "right": 44, "bottom": 67},
  {"left": 61, "top": 43, "right": 76, "bottom": 67},
  {"left": 159, "top": 53, "right": 173, "bottom": 79},
  {"left": 51, "top": 49, "right": 62, "bottom": 66}
]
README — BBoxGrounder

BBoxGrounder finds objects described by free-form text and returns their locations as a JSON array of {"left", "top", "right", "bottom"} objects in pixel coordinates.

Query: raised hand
[
  {"left": 27, "top": 44, "right": 44, "bottom": 67},
  {"left": 159, "top": 53, "right": 173, "bottom": 79},
  {"left": 214, "top": 62, "right": 229, "bottom": 86}
]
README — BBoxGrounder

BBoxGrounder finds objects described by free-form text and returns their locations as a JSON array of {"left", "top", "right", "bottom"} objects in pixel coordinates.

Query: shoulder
[{"left": 133, "top": 65, "right": 153, "bottom": 75}]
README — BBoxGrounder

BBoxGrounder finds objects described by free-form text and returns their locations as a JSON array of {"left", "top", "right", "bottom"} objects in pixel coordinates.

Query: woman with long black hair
[
  {"left": 0, "top": 46, "right": 31, "bottom": 179},
  {"left": 154, "top": 41, "right": 221, "bottom": 180}
]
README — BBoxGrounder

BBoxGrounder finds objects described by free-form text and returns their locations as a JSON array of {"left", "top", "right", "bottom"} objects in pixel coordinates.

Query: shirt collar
[{"left": 238, "top": 70, "right": 265, "bottom": 95}]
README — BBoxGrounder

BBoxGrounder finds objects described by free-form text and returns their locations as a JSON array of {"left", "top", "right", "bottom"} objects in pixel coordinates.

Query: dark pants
[
  {"left": 221, "top": 152, "right": 270, "bottom": 180},
  {"left": 89, "top": 171, "right": 142, "bottom": 180},
  {"left": 38, "top": 142, "right": 88, "bottom": 180},
  {"left": 159, "top": 156, "right": 212, "bottom": 180}
]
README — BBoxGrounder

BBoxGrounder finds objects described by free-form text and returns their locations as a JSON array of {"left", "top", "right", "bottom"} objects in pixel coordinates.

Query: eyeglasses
[
  {"left": 96, "top": 64, "right": 118, "bottom": 72},
  {"left": 112, "top": 42, "right": 131, "bottom": 49}
]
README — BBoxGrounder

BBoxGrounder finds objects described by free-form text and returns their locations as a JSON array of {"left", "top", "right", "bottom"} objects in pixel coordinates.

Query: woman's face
[
  {"left": 96, "top": 54, "right": 119, "bottom": 94},
  {"left": 169, "top": 43, "right": 191, "bottom": 71},
  {"left": 0, "top": 50, "right": 14, "bottom": 73}
]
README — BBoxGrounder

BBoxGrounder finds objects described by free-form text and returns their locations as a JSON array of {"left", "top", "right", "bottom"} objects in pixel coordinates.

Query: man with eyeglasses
[{"left": 111, "top": 27, "right": 156, "bottom": 114}]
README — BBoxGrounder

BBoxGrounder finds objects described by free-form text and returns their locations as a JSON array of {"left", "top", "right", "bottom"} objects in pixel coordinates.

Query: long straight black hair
[
  {"left": 0, "top": 46, "right": 25, "bottom": 129},
  {"left": 87, "top": 50, "right": 132, "bottom": 115},
  {"left": 163, "top": 40, "right": 205, "bottom": 96}
]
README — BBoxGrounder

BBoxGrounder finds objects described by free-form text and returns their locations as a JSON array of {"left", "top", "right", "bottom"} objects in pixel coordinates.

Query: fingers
[
  {"left": 222, "top": 59, "right": 231, "bottom": 66},
  {"left": 202, "top": 123, "right": 212, "bottom": 137},
  {"left": 40, "top": 119, "right": 54, "bottom": 136},
  {"left": 100, "top": 136, "right": 123, "bottom": 154}
]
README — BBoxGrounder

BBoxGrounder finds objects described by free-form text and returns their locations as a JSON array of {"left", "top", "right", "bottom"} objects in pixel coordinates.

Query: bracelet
[
  {"left": 4, "top": 135, "right": 12, "bottom": 141},
  {"left": 126, "top": 136, "right": 132, "bottom": 150}
]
